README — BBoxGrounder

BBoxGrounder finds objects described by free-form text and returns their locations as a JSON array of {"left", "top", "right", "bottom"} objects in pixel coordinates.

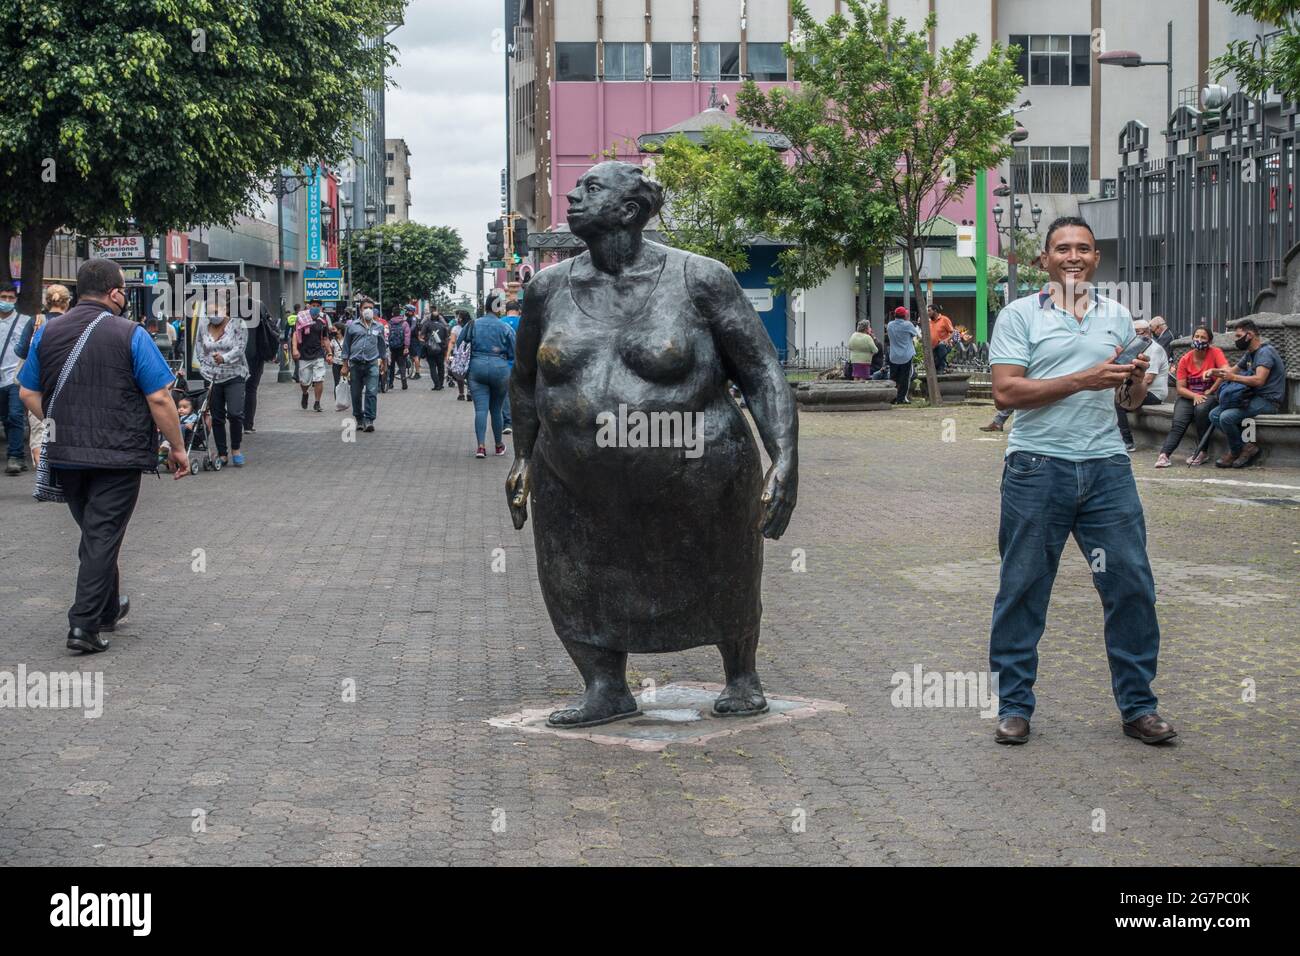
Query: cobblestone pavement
[{"left": 2, "top": 378, "right": 1297, "bottom": 866}]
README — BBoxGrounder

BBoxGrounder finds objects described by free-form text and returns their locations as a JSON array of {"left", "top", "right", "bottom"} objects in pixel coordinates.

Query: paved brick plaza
[{"left": 2, "top": 379, "right": 1296, "bottom": 866}]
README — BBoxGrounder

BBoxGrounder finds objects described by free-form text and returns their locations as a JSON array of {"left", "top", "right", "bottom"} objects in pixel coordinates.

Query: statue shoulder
[
  {"left": 682, "top": 250, "right": 740, "bottom": 300},
  {"left": 524, "top": 261, "right": 568, "bottom": 301}
]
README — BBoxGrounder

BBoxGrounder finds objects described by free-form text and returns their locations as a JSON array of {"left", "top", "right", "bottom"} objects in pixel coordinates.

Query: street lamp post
[
  {"left": 341, "top": 199, "right": 354, "bottom": 311},
  {"left": 1098, "top": 20, "right": 1174, "bottom": 132},
  {"left": 274, "top": 167, "right": 319, "bottom": 382}
]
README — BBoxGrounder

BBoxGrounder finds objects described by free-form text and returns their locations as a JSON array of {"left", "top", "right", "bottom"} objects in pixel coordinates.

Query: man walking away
[
  {"left": 501, "top": 299, "right": 521, "bottom": 432},
  {"left": 18, "top": 258, "right": 190, "bottom": 653},
  {"left": 294, "top": 298, "right": 332, "bottom": 412},
  {"left": 886, "top": 306, "right": 920, "bottom": 405},
  {"left": 407, "top": 304, "right": 424, "bottom": 379},
  {"left": 928, "top": 303, "right": 955, "bottom": 374},
  {"left": 987, "top": 216, "right": 1174, "bottom": 746},
  {"left": 241, "top": 280, "right": 275, "bottom": 432},
  {"left": 386, "top": 307, "right": 410, "bottom": 390},
  {"left": 423, "top": 310, "right": 449, "bottom": 391},
  {"left": 342, "top": 297, "right": 387, "bottom": 432},
  {"left": 1, "top": 284, "right": 34, "bottom": 475},
  {"left": 1207, "top": 318, "right": 1287, "bottom": 469}
]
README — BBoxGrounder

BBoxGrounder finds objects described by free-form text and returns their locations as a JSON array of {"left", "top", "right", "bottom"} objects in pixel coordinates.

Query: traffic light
[
  {"left": 515, "top": 225, "right": 528, "bottom": 262},
  {"left": 486, "top": 219, "right": 505, "bottom": 260}
]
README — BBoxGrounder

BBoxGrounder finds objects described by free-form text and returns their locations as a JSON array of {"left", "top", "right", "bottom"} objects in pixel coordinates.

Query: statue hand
[
  {"left": 506, "top": 456, "right": 531, "bottom": 530},
  {"left": 759, "top": 458, "right": 797, "bottom": 540}
]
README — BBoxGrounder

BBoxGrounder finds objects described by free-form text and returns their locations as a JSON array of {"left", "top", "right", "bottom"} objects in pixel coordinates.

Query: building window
[
  {"left": 603, "top": 41, "right": 645, "bottom": 80},
  {"left": 556, "top": 42, "right": 597, "bottom": 81},
  {"left": 699, "top": 42, "right": 740, "bottom": 80},
  {"left": 1010, "top": 35, "right": 1091, "bottom": 87},
  {"left": 1012, "top": 145, "right": 1090, "bottom": 194},
  {"left": 387, "top": 204, "right": 396, "bottom": 215},
  {"left": 651, "top": 42, "right": 693, "bottom": 80},
  {"left": 386, "top": 176, "right": 395, "bottom": 186},
  {"left": 746, "top": 43, "right": 788, "bottom": 81},
  {"left": 386, "top": 152, "right": 394, "bottom": 161}
]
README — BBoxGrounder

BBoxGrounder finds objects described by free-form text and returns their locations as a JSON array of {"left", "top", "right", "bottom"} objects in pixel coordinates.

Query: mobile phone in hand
[{"left": 1114, "top": 333, "right": 1153, "bottom": 366}]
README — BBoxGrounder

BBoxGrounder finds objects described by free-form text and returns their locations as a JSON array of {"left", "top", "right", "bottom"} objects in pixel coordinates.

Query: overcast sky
[{"left": 387, "top": 1, "right": 506, "bottom": 297}]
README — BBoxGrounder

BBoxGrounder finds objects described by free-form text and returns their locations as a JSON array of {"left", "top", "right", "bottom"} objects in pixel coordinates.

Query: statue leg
[
  {"left": 713, "top": 628, "right": 768, "bottom": 716},
  {"left": 547, "top": 638, "right": 639, "bottom": 728}
]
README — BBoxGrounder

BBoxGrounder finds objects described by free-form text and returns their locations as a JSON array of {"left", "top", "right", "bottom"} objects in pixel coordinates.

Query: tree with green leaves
[
  {"left": 345, "top": 220, "right": 467, "bottom": 316},
  {"left": 739, "top": 0, "right": 1021, "bottom": 404},
  {"left": 1213, "top": 1, "right": 1300, "bottom": 100},
  {"left": 0, "top": 0, "right": 404, "bottom": 313},
  {"left": 643, "top": 126, "right": 784, "bottom": 272},
  {"left": 987, "top": 230, "right": 1048, "bottom": 303}
]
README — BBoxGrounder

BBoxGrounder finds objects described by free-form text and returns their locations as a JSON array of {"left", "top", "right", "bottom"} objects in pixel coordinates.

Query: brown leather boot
[
  {"left": 1123, "top": 713, "right": 1177, "bottom": 744},
  {"left": 1231, "top": 443, "right": 1261, "bottom": 468},
  {"left": 1214, "top": 451, "right": 1238, "bottom": 468},
  {"left": 994, "top": 716, "right": 1030, "bottom": 744}
]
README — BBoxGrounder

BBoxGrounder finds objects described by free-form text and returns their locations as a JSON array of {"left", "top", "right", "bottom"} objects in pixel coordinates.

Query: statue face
[{"left": 566, "top": 163, "right": 640, "bottom": 240}]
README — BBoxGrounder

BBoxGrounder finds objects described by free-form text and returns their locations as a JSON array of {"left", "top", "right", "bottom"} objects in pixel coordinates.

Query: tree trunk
[
  {"left": 909, "top": 241, "right": 942, "bottom": 406},
  {"left": 856, "top": 253, "right": 870, "bottom": 330},
  {"left": 0, "top": 224, "right": 14, "bottom": 288},
  {"left": 19, "top": 223, "right": 57, "bottom": 316}
]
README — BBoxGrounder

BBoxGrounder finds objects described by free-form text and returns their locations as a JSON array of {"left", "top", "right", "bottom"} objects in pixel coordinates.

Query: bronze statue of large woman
[{"left": 506, "top": 161, "right": 799, "bottom": 728}]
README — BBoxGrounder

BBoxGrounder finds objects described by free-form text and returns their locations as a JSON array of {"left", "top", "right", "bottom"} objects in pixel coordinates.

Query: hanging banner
[{"left": 306, "top": 165, "right": 322, "bottom": 264}]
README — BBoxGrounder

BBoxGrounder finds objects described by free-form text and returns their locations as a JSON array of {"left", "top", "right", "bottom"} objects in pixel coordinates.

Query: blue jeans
[
  {"left": 348, "top": 360, "right": 380, "bottom": 424},
  {"left": 1208, "top": 396, "right": 1279, "bottom": 453},
  {"left": 468, "top": 358, "right": 510, "bottom": 446},
  {"left": 990, "top": 451, "right": 1162, "bottom": 723},
  {"left": 0, "top": 383, "right": 24, "bottom": 458}
]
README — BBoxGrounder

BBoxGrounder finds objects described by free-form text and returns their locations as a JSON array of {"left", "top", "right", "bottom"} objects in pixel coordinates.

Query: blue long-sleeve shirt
[{"left": 342, "top": 317, "right": 388, "bottom": 363}]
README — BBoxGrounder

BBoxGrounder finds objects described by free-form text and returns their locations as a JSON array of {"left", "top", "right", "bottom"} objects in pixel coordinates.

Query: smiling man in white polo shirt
[{"left": 986, "top": 216, "right": 1176, "bottom": 747}]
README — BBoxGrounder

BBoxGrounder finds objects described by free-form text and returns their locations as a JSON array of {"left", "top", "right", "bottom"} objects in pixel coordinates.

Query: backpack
[
  {"left": 256, "top": 308, "right": 280, "bottom": 362},
  {"left": 388, "top": 321, "right": 406, "bottom": 350},
  {"left": 449, "top": 321, "right": 473, "bottom": 376}
]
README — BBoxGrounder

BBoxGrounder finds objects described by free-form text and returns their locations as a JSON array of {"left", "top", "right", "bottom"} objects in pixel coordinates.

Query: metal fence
[
  {"left": 1117, "top": 94, "right": 1300, "bottom": 335},
  {"left": 781, "top": 345, "right": 849, "bottom": 370}
]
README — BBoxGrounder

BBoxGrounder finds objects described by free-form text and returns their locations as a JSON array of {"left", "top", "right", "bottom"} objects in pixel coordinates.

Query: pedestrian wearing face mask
[
  {"left": 193, "top": 297, "right": 250, "bottom": 467},
  {"left": 293, "top": 298, "right": 333, "bottom": 412},
  {"left": 341, "top": 298, "right": 388, "bottom": 431},
  {"left": 17, "top": 258, "right": 189, "bottom": 654},
  {"left": 0, "top": 283, "right": 35, "bottom": 475},
  {"left": 1207, "top": 318, "right": 1288, "bottom": 469}
]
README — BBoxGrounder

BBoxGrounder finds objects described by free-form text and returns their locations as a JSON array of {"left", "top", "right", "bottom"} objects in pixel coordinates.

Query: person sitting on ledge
[
  {"left": 1155, "top": 324, "right": 1227, "bottom": 467},
  {"left": 1206, "top": 318, "right": 1287, "bottom": 469}
]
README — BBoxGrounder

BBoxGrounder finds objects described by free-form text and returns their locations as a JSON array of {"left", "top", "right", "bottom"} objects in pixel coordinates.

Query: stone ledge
[{"left": 1130, "top": 404, "right": 1300, "bottom": 466}]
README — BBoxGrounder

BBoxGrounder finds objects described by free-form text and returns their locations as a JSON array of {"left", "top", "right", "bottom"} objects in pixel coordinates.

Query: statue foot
[
  {"left": 713, "top": 675, "right": 768, "bottom": 717},
  {"left": 546, "top": 685, "right": 639, "bottom": 729}
]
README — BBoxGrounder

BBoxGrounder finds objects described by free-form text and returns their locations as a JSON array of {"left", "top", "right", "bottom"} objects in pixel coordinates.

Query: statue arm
[
  {"left": 688, "top": 255, "right": 799, "bottom": 539},
  {"left": 506, "top": 270, "right": 550, "bottom": 529}
]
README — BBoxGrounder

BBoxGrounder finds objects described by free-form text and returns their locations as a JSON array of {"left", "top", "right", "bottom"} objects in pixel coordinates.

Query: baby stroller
[{"left": 171, "top": 376, "right": 222, "bottom": 475}]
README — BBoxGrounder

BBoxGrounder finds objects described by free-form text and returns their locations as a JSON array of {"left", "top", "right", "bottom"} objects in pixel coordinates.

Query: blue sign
[
  {"left": 306, "top": 165, "right": 321, "bottom": 264},
  {"left": 143, "top": 269, "right": 159, "bottom": 287},
  {"left": 304, "top": 268, "right": 342, "bottom": 280},
  {"left": 304, "top": 278, "right": 341, "bottom": 301}
]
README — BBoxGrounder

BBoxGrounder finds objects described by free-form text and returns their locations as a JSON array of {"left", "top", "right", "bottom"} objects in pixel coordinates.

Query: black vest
[{"left": 37, "top": 302, "right": 158, "bottom": 470}]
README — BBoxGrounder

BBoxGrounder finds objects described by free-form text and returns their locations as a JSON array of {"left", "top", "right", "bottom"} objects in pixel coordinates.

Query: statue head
[{"left": 565, "top": 161, "right": 664, "bottom": 241}]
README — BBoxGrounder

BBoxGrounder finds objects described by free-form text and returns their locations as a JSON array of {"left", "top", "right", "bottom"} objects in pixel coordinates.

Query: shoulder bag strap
[{"left": 46, "top": 312, "right": 110, "bottom": 419}]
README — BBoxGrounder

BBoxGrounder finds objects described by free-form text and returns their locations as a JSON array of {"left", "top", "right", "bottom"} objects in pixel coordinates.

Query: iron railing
[{"left": 1117, "top": 93, "right": 1300, "bottom": 335}]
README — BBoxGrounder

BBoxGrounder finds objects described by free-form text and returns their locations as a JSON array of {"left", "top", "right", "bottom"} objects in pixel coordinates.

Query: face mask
[
  {"left": 309, "top": 307, "right": 321, "bottom": 318},
  {"left": 0, "top": 301, "right": 14, "bottom": 314},
  {"left": 1233, "top": 335, "right": 1250, "bottom": 350},
  {"left": 362, "top": 308, "right": 374, "bottom": 321},
  {"left": 1192, "top": 339, "right": 1209, "bottom": 351}
]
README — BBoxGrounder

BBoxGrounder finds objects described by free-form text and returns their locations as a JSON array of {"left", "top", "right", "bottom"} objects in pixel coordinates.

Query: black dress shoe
[
  {"left": 99, "top": 596, "right": 129, "bottom": 632},
  {"left": 994, "top": 716, "right": 1030, "bottom": 744},
  {"left": 67, "top": 628, "right": 110, "bottom": 654},
  {"left": 1123, "top": 713, "right": 1177, "bottom": 744}
]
